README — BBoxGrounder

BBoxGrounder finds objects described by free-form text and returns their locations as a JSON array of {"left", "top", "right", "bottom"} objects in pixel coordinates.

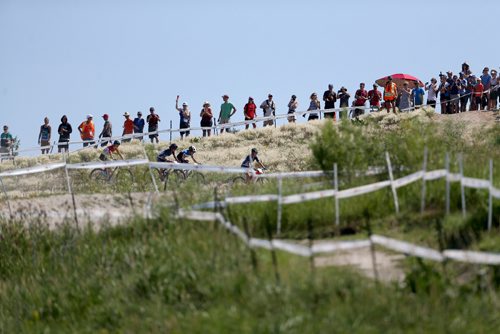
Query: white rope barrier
[{"left": 176, "top": 209, "right": 500, "bottom": 265}]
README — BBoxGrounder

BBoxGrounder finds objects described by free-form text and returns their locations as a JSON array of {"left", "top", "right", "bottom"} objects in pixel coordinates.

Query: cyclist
[
  {"left": 241, "top": 148, "right": 266, "bottom": 182},
  {"left": 177, "top": 145, "right": 200, "bottom": 164},
  {"left": 157, "top": 143, "right": 179, "bottom": 163},
  {"left": 156, "top": 143, "right": 179, "bottom": 180},
  {"left": 98, "top": 140, "right": 124, "bottom": 179},
  {"left": 99, "top": 140, "right": 124, "bottom": 161}
]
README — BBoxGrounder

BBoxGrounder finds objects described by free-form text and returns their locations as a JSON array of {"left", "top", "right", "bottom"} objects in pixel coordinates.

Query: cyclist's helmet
[
  {"left": 169, "top": 143, "right": 178, "bottom": 150},
  {"left": 189, "top": 145, "right": 197, "bottom": 153},
  {"left": 251, "top": 148, "right": 258, "bottom": 154},
  {"left": 113, "top": 140, "right": 121, "bottom": 146}
]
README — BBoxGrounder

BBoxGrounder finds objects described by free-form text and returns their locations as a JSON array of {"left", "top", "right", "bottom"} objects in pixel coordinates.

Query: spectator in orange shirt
[
  {"left": 78, "top": 114, "right": 95, "bottom": 147},
  {"left": 383, "top": 76, "right": 398, "bottom": 113},
  {"left": 122, "top": 112, "right": 134, "bottom": 142}
]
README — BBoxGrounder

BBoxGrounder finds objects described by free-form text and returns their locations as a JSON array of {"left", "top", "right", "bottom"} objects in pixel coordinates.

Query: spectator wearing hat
[
  {"left": 259, "top": 94, "right": 276, "bottom": 127},
  {"left": 353, "top": 83, "right": 368, "bottom": 117},
  {"left": 287, "top": 95, "right": 298, "bottom": 123},
  {"left": 122, "top": 112, "right": 134, "bottom": 142},
  {"left": 489, "top": 70, "right": 498, "bottom": 110},
  {"left": 323, "top": 84, "right": 337, "bottom": 119},
  {"left": 176, "top": 95, "right": 191, "bottom": 140},
  {"left": 200, "top": 101, "right": 213, "bottom": 137},
  {"left": 244, "top": 97, "right": 257, "bottom": 130},
  {"left": 78, "top": 114, "right": 95, "bottom": 147},
  {"left": 146, "top": 107, "right": 160, "bottom": 144},
  {"left": 383, "top": 76, "right": 398, "bottom": 113},
  {"left": 368, "top": 84, "right": 382, "bottom": 111},
  {"left": 472, "top": 77, "right": 484, "bottom": 111},
  {"left": 480, "top": 67, "right": 491, "bottom": 110},
  {"left": 218, "top": 94, "right": 237, "bottom": 133},
  {"left": 38, "top": 117, "right": 51, "bottom": 154},
  {"left": 57, "top": 115, "right": 72, "bottom": 153},
  {"left": 133, "top": 111, "right": 145, "bottom": 141},
  {"left": 98, "top": 114, "right": 112, "bottom": 146},
  {"left": 306, "top": 93, "right": 321, "bottom": 121},
  {"left": 425, "top": 78, "right": 439, "bottom": 109}
]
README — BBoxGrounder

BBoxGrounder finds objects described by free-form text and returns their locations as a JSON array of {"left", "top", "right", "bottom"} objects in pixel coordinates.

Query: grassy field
[{"left": 0, "top": 109, "right": 499, "bottom": 332}]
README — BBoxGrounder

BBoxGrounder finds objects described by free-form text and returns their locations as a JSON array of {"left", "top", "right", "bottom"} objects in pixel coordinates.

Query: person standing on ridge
[
  {"left": 57, "top": 115, "right": 72, "bottom": 153},
  {"left": 147, "top": 107, "right": 160, "bottom": 144},
  {"left": 411, "top": 81, "right": 425, "bottom": 110},
  {"left": 259, "top": 94, "right": 276, "bottom": 127},
  {"left": 122, "top": 112, "right": 134, "bottom": 142},
  {"left": 244, "top": 97, "right": 257, "bottom": 129},
  {"left": 368, "top": 84, "right": 382, "bottom": 111},
  {"left": 218, "top": 94, "right": 236, "bottom": 133},
  {"left": 425, "top": 78, "right": 438, "bottom": 109},
  {"left": 78, "top": 114, "right": 95, "bottom": 147},
  {"left": 98, "top": 114, "right": 112, "bottom": 147},
  {"left": 323, "top": 84, "right": 337, "bottom": 119},
  {"left": 353, "top": 83, "right": 368, "bottom": 117},
  {"left": 176, "top": 95, "right": 191, "bottom": 140},
  {"left": 305, "top": 92, "right": 321, "bottom": 121},
  {"left": 480, "top": 67, "right": 491, "bottom": 110},
  {"left": 383, "top": 76, "right": 398, "bottom": 113},
  {"left": 200, "top": 102, "right": 213, "bottom": 137},
  {"left": 287, "top": 95, "right": 298, "bottom": 123},
  {"left": 133, "top": 111, "right": 145, "bottom": 141},
  {"left": 1, "top": 125, "right": 14, "bottom": 156},
  {"left": 38, "top": 117, "right": 51, "bottom": 154}
]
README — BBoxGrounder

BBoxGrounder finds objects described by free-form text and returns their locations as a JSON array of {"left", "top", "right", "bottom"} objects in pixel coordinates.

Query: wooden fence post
[
  {"left": 276, "top": 176, "right": 283, "bottom": 236},
  {"left": 488, "top": 159, "right": 493, "bottom": 231},
  {"left": 445, "top": 153, "right": 450, "bottom": 216},
  {"left": 459, "top": 154, "right": 466, "bottom": 218},
  {"left": 385, "top": 151, "right": 399, "bottom": 214},
  {"left": 420, "top": 147, "right": 428, "bottom": 216}
]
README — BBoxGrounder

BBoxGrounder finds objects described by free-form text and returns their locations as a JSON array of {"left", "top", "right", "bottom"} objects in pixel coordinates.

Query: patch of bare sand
[
  {"left": 0, "top": 192, "right": 153, "bottom": 228},
  {"left": 314, "top": 246, "right": 406, "bottom": 283}
]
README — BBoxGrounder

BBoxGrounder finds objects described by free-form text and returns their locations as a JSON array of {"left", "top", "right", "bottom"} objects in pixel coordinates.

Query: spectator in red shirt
[
  {"left": 472, "top": 77, "right": 484, "bottom": 111},
  {"left": 353, "top": 83, "right": 368, "bottom": 118},
  {"left": 244, "top": 97, "right": 257, "bottom": 129},
  {"left": 368, "top": 84, "right": 382, "bottom": 111}
]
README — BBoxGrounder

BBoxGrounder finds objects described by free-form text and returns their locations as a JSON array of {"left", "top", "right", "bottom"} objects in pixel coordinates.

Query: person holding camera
[
  {"left": 425, "top": 78, "right": 438, "bottom": 109},
  {"left": 323, "top": 84, "right": 337, "bottom": 119}
]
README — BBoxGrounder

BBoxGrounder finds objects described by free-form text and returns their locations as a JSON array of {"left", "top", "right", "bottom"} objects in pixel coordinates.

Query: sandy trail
[
  {"left": 315, "top": 246, "right": 406, "bottom": 282},
  {"left": 0, "top": 192, "right": 153, "bottom": 228}
]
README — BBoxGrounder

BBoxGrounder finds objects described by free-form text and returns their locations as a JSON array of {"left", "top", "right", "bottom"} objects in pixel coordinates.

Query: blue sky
[{"left": 1, "top": 0, "right": 499, "bottom": 152}]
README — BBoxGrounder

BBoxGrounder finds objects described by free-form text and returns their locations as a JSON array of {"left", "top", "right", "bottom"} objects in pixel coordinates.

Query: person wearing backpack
[{"left": 259, "top": 94, "right": 276, "bottom": 127}]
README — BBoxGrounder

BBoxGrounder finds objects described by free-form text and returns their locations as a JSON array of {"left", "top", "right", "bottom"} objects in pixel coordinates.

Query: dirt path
[
  {"left": 314, "top": 246, "right": 406, "bottom": 282},
  {"left": 0, "top": 192, "right": 153, "bottom": 228}
]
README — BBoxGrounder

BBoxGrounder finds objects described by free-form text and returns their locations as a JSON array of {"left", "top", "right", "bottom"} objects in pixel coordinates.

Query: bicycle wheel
[
  {"left": 230, "top": 176, "right": 246, "bottom": 185},
  {"left": 90, "top": 168, "right": 108, "bottom": 183},
  {"left": 188, "top": 171, "right": 205, "bottom": 183},
  {"left": 144, "top": 168, "right": 167, "bottom": 191},
  {"left": 167, "top": 169, "right": 185, "bottom": 187},
  {"left": 114, "top": 168, "right": 135, "bottom": 191}
]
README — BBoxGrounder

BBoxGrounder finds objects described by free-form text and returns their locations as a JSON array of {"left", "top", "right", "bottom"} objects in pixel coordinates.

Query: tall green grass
[{"left": 1, "top": 212, "right": 500, "bottom": 333}]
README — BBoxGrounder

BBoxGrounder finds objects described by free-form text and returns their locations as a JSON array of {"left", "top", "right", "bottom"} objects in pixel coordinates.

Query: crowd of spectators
[{"left": 1, "top": 63, "right": 498, "bottom": 156}]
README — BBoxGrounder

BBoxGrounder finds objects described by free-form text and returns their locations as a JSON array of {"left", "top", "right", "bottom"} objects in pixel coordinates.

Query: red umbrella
[{"left": 375, "top": 73, "right": 425, "bottom": 89}]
